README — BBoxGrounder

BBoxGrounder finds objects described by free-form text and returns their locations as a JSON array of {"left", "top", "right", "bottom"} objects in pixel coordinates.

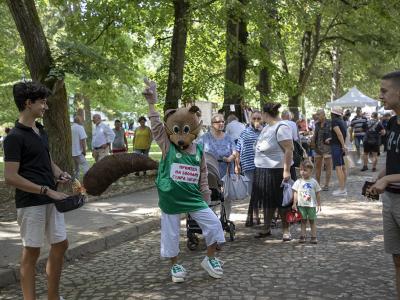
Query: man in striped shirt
[
  {"left": 236, "top": 110, "right": 263, "bottom": 226},
  {"left": 349, "top": 107, "right": 368, "bottom": 162}
]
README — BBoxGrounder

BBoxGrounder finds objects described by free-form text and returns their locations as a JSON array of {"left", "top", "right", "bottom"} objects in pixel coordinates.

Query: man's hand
[
  {"left": 47, "top": 189, "right": 68, "bottom": 201},
  {"left": 143, "top": 79, "right": 158, "bottom": 104},
  {"left": 369, "top": 178, "right": 388, "bottom": 195},
  {"left": 57, "top": 171, "right": 72, "bottom": 184},
  {"left": 234, "top": 165, "right": 241, "bottom": 175}
]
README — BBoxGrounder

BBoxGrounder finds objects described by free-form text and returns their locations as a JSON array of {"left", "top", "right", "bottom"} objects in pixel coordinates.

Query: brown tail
[{"left": 83, "top": 153, "right": 159, "bottom": 196}]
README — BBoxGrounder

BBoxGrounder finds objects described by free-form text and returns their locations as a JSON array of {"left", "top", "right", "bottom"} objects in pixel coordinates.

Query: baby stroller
[{"left": 186, "top": 152, "right": 236, "bottom": 250}]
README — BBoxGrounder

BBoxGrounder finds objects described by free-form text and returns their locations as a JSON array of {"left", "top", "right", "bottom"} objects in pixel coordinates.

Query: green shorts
[{"left": 298, "top": 206, "right": 317, "bottom": 220}]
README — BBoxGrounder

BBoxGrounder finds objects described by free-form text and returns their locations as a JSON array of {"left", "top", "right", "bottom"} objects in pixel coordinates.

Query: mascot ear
[
  {"left": 164, "top": 109, "right": 176, "bottom": 122},
  {"left": 189, "top": 105, "right": 202, "bottom": 118}
]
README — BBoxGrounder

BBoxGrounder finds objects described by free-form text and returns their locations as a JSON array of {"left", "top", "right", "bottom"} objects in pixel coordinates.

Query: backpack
[
  {"left": 276, "top": 123, "right": 306, "bottom": 167},
  {"left": 363, "top": 121, "right": 381, "bottom": 146}
]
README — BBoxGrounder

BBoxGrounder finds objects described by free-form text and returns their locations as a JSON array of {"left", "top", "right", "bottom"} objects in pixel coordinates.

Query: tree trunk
[
  {"left": 288, "top": 95, "right": 300, "bottom": 121},
  {"left": 164, "top": 0, "right": 190, "bottom": 111},
  {"left": 257, "top": 41, "right": 272, "bottom": 108},
  {"left": 223, "top": 0, "right": 248, "bottom": 121},
  {"left": 83, "top": 96, "right": 92, "bottom": 150},
  {"left": 330, "top": 46, "right": 341, "bottom": 101},
  {"left": 6, "top": 0, "right": 73, "bottom": 173}
]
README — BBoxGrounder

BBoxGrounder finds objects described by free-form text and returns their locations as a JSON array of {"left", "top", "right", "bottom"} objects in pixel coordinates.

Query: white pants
[
  {"left": 17, "top": 204, "right": 67, "bottom": 247},
  {"left": 160, "top": 207, "right": 225, "bottom": 258},
  {"left": 72, "top": 154, "right": 89, "bottom": 178}
]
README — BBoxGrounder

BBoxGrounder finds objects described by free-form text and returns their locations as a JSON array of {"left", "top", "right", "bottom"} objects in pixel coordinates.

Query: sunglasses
[
  {"left": 252, "top": 117, "right": 261, "bottom": 120},
  {"left": 213, "top": 121, "right": 225, "bottom": 124}
]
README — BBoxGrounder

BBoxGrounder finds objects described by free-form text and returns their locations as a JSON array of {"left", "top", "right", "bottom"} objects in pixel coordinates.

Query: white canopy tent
[{"left": 326, "top": 87, "right": 379, "bottom": 108}]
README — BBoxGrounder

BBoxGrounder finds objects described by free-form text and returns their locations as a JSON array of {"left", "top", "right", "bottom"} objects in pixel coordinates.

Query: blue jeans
[{"left": 354, "top": 135, "right": 364, "bottom": 151}]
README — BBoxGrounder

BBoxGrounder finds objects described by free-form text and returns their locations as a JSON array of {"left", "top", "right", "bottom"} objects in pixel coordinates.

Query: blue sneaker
[
  {"left": 201, "top": 256, "right": 223, "bottom": 279},
  {"left": 171, "top": 264, "right": 186, "bottom": 283}
]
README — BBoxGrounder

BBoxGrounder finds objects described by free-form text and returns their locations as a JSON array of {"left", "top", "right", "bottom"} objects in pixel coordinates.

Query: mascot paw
[{"left": 143, "top": 78, "right": 158, "bottom": 104}]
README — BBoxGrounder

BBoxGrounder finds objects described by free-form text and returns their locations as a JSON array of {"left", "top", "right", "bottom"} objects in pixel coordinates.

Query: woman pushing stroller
[{"left": 143, "top": 80, "right": 225, "bottom": 283}]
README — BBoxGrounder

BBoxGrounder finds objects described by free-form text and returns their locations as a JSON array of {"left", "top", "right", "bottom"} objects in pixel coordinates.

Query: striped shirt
[
  {"left": 350, "top": 116, "right": 368, "bottom": 137},
  {"left": 236, "top": 126, "right": 262, "bottom": 172}
]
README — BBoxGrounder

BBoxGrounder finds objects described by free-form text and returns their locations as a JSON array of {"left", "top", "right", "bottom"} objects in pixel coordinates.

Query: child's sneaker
[
  {"left": 171, "top": 264, "right": 186, "bottom": 283},
  {"left": 310, "top": 237, "right": 318, "bottom": 244},
  {"left": 299, "top": 236, "right": 306, "bottom": 243},
  {"left": 201, "top": 256, "right": 223, "bottom": 279}
]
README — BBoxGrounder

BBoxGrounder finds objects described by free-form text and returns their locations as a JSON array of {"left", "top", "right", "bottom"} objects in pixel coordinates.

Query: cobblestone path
[{"left": 0, "top": 173, "right": 396, "bottom": 299}]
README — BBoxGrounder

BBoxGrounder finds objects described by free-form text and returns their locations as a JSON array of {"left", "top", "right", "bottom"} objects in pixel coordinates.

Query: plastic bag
[
  {"left": 281, "top": 179, "right": 294, "bottom": 207},
  {"left": 222, "top": 173, "right": 249, "bottom": 201}
]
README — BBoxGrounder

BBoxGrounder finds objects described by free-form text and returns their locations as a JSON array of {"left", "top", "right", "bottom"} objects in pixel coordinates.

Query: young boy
[
  {"left": 3, "top": 81, "right": 71, "bottom": 300},
  {"left": 292, "top": 160, "right": 322, "bottom": 244}
]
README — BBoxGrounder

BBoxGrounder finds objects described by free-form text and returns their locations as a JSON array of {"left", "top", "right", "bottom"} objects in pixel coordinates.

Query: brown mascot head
[{"left": 164, "top": 106, "right": 203, "bottom": 150}]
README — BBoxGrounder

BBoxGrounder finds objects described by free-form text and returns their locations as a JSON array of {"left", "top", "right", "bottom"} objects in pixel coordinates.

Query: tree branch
[
  {"left": 190, "top": 0, "right": 219, "bottom": 11},
  {"left": 87, "top": 19, "right": 115, "bottom": 45},
  {"left": 320, "top": 35, "right": 356, "bottom": 45}
]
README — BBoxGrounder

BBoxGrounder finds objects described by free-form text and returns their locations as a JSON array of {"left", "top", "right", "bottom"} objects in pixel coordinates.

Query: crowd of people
[
  {"left": 70, "top": 114, "right": 153, "bottom": 178},
  {"left": 2, "top": 70, "right": 400, "bottom": 298}
]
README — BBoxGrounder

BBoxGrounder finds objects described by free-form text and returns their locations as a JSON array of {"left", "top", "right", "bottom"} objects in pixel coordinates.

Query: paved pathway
[{"left": 0, "top": 169, "right": 396, "bottom": 299}]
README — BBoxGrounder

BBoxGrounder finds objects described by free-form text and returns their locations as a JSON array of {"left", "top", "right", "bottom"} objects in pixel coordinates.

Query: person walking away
[
  {"left": 328, "top": 107, "right": 348, "bottom": 196},
  {"left": 71, "top": 115, "right": 89, "bottom": 179},
  {"left": 197, "top": 114, "right": 238, "bottom": 219},
  {"left": 361, "top": 112, "right": 385, "bottom": 172},
  {"left": 3, "top": 81, "right": 71, "bottom": 300},
  {"left": 349, "top": 107, "right": 368, "bottom": 164},
  {"left": 112, "top": 119, "right": 128, "bottom": 154},
  {"left": 92, "top": 114, "right": 115, "bottom": 162},
  {"left": 369, "top": 71, "right": 400, "bottom": 299},
  {"left": 235, "top": 111, "right": 263, "bottom": 226},
  {"left": 225, "top": 113, "right": 246, "bottom": 144},
  {"left": 292, "top": 160, "right": 322, "bottom": 244},
  {"left": 311, "top": 109, "right": 332, "bottom": 191},
  {"left": 252, "top": 102, "right": 295, "bottom": 241}
]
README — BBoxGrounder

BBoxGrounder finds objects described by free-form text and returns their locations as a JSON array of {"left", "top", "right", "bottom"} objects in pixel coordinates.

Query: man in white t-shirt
[
  {"left": 281, "top": 110, "right": 299, "bottom": 141},
  {"left": 71, "top": 116, "right": 89, "bottom": 178}
]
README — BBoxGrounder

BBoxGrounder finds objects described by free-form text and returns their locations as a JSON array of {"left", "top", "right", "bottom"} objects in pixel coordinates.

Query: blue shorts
[{"left": 331, "top": 144, "right": 345, "bottom": 168}]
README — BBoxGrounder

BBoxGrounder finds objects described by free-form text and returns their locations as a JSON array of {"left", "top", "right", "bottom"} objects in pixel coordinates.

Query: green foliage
[{"left": 2, "top": 0, "right": 400, "bottom": 126}]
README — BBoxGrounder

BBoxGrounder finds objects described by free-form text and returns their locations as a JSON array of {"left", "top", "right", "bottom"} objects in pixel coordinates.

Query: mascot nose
[{"left": 178, "top": 140, "right": 185, "bottom": 146}]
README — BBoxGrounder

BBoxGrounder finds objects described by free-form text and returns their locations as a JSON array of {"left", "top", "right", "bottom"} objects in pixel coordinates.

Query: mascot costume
[{"left": 83, "top": 80, "right": 225, "bottom": 283}]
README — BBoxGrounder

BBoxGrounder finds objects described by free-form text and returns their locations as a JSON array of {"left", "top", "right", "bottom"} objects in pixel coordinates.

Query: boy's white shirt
[{"left": 292, "top": 177, "right": 321, "bottom": 207}]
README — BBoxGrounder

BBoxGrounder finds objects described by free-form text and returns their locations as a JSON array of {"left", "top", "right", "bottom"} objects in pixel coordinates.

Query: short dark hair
[
  {"left": 138, "top": 116, "right": 147, "bottom": 122},
  {"left": 382, "top": 71, "right": 400, "bottom": 87},
  {"left": 115, "top": 119, "right": 121, "bottom": 123},
  {"left": 263, "top": 102, "right": 281, "bottom": 118},
  {"left": 13, "top": 81, "right": 52, "bottom": 112}
]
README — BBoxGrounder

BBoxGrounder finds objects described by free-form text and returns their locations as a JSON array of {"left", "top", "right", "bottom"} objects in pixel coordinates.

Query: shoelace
[
  {"left": 172, "top": 264, "right": 185, "bottom": 274},
  {"left": 209, "top": 258, "right": 222, "bottom": 269}
]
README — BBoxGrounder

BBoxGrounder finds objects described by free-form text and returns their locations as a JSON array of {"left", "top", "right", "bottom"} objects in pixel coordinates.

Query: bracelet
[{"left": 40, "top": 186, "right": 49, "bottom": 195}]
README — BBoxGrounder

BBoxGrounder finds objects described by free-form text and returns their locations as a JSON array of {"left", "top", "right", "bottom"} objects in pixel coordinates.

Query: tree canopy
[{"left": 2, "top": 0, "right": 400, "bottom": 126}]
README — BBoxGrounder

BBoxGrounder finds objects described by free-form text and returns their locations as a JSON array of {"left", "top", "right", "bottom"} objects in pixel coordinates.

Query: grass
[{"left": 0, "top": 142, "right": 162, "bottom": 180}]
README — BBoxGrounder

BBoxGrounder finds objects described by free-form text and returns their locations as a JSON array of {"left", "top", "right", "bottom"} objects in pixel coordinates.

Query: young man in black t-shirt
[
  {"left": 370, "top": 71, "right": 400, "bottom": 298},
  {"left": 3, "top": 81, "right": 71, "bottom": 300}
]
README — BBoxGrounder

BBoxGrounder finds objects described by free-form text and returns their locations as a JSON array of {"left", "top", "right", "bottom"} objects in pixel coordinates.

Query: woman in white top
[{"left": 252, "top": 103, "right": 296, "bottom": 240}]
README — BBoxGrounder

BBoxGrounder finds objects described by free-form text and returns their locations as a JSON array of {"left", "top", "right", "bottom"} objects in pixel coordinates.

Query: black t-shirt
[
  {"left": 3, "top": 121, "right": 56, "bottom": 208},
  {"left": 385, "top": 116, "right": 400, "bottom": 194},
  {"left": 331, "top": 117, "right": 347, "bottom": 145}
]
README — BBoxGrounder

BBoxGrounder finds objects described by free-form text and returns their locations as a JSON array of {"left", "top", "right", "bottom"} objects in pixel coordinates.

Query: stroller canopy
[{"left": 204, "top": 152, "right": 221, "bottom": 190}]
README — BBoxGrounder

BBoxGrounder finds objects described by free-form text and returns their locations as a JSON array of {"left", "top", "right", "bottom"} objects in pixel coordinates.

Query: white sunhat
[{"left": 330, "top": 107, "right": 343, "bottom": 116}]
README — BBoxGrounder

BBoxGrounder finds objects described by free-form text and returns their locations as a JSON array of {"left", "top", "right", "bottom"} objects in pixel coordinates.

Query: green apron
[{"left": 156, "top": 143, "right": 208, "bottom": 214}]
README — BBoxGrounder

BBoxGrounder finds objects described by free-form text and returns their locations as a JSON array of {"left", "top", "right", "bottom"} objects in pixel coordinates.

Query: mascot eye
[
  {"left": 173, "top": 125, "right": 180, "bottom": 134},
  {"left": 183, "top": 125, "right": 190, "bottom": 134}
]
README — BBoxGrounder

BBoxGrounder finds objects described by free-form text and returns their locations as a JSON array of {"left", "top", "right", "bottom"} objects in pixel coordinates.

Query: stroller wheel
[
  {"left": 187, "top": 233, "right": 199, "bottom": 251},
  {"left": 229, "top": 222, "right": 236, "bottom": 241}
]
